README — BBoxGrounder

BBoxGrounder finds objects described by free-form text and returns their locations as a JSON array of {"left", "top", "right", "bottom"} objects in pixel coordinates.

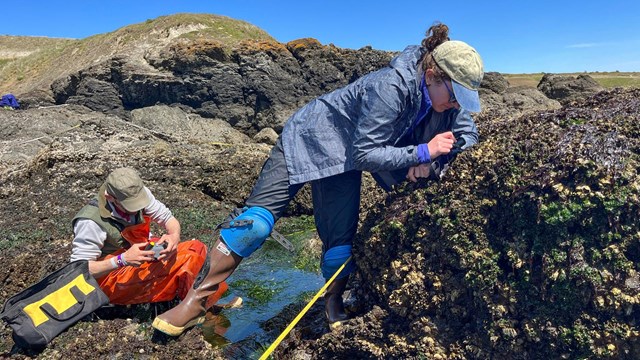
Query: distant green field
[{"left": 504, "top": 72, "right": 640, "bottom": 89}]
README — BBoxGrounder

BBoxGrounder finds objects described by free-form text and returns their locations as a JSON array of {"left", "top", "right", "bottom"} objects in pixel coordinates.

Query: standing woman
[{"left": 153, "top": 22, "right": 484, "bottom": 336}]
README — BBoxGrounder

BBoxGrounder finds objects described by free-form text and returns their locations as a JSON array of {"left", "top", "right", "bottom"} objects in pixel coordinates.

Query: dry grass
[
  {"left": 0, "top": 36, "right": 73, "bottom": 58},
  {"left": 0, "top": 36, "right": 75, "bottom": 78},
  {"left": 504, "top": 72, "right": 640, "bottom": 89}
]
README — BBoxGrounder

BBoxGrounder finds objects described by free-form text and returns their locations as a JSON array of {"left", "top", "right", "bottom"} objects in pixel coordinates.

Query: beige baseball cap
[
  {"left": 104, "top": 167, "right": 151, "bottom": 212},
  {"left": 432, "top": 40, "right": 484, "bottom": 112}
]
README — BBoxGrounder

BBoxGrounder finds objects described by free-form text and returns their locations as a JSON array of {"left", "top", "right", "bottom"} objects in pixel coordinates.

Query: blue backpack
[{"left": 0, "top": 94, "right": 20, "bottom": 109}]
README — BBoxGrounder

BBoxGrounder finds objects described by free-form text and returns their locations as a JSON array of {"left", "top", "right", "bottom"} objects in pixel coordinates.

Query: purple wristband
[
  {"left": 417, "top": 143, "right": 431, "bottom": 163},
  {"left": 116, "top": 254, "right": 126, "bottom": 268}
]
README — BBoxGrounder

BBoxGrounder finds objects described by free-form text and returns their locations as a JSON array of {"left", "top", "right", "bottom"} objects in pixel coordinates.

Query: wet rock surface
[
  {"left": 0, "top": 101, "right": 383, "bottom": 358},
  {"left": 0, "top": 102, "right": 271, "bottom": 358}
]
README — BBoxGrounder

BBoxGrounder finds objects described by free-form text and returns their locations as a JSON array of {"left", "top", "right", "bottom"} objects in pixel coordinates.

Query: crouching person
[
  {"left": 152, "top": 22, "right": 483, "bottom": 336},
  {"left": 70, "top": 167, "right": 227, "bottom": 310}
]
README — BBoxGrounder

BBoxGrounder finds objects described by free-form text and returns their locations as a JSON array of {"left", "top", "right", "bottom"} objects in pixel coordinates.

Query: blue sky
[{"left": 1, "top": 1, "right": 639, "bottom": 73}]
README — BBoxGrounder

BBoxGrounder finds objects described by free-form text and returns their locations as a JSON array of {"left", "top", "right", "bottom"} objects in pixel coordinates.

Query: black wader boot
[{"left": 324, "top": 277, "right": 349, "bottom": 328}]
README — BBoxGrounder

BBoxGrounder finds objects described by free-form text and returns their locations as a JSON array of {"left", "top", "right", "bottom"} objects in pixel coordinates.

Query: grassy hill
[
  {"left": 0, "top": 13, "right": 275, "bottom": 95},
  {"left": 0, "top": 35, "right": 74, "bottom": 65}
]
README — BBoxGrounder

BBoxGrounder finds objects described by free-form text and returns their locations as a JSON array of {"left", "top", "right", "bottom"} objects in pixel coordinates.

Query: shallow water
[{"left": 200, "top": 245, "right": 324, "bottom": 352}]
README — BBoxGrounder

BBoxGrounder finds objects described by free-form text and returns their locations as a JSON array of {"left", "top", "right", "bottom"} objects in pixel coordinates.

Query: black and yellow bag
[{"left": 0, "top": 260, "right": 110, "bottom": 349}]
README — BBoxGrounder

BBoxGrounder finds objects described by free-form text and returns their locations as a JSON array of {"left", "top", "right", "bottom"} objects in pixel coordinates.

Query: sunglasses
[{"left": 442, "top": 80, "right": 457, "bottom": 104}]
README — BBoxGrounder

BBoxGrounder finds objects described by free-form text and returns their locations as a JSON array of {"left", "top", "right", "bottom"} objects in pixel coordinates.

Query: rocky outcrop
[
  {"left": 0, "top": 105, "right": 293, "bottom": 220},
  {"left": 537, "top": 73, "right": 605, "bottom": 104},
  {"left": 479, "top": 72, "right": 561, "bottom": 121},
  {"left": 480, "top": 71, "right": 510, "bottom": 95},
  {"left": 47, "top": 37, "right": 393, "bottom": 137}
]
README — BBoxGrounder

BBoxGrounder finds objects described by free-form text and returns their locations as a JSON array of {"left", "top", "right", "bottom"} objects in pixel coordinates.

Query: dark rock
[
  {"left": 480, "top": 71, "right": 510, "bottom": 95},
  {"left": 537, "top": 73, "right": 604, "bottom": 104},
  {"left": 66, "top": 78, "right": 124, "bottom": 114},
  {"left": 47, "top": 36, "right": 392, "bottom": 138}
]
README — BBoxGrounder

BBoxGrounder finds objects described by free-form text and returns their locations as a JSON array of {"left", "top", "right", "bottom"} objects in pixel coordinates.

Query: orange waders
[{"left": 97, "top": 217, "right": 228, "bottom": 305}]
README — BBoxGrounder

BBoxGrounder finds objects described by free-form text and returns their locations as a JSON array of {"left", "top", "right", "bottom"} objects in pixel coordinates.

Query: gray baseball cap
[
  {"left": 432, "top": 40, "right": 484, "bottom": 112},
  {"left": 104, "top": 167, "right": 151, "bottom": 212}
]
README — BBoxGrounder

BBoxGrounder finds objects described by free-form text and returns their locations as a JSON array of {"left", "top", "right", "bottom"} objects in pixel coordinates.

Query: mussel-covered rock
[{"left": 310, "top": 88, "right": 640, "bottom": 359}]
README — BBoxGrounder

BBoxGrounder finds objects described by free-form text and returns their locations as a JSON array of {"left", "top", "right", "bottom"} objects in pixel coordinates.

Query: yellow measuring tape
[{"left": 259, "top": 256, "right": 352, "bottom": 360}]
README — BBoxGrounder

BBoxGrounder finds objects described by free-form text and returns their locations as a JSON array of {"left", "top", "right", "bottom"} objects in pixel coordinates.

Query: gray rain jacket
[{"left": 281, "top": 45, "right": 478, "bottom": 189}]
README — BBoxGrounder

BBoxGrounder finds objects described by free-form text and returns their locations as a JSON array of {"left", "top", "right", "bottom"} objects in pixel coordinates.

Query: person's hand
[
  {"left": 406, "top": 164, "right": 431, "bottom": 182},
  {"left": 427, "top": 131, "right": 456, "bottom": 159},
  {"left": 123, "top": 243, "right": 155, "bottom": 267},
  {"left": 157, "top": 233, "right": 180, "bottom": 260}
]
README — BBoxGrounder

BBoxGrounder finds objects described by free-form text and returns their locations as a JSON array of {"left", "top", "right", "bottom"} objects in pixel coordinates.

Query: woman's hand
[
  {"left": 427, "top": 131, "right": 456, "bottom": 159},
  {"left": 155, "top": 217, "right": 181, "bottom": 260},
  {"left": 406, "top": 163, "right": 431, "bottom": 182},
  {"left": 123, "top": 243, "right": 155, "bottom": 267},
  {"left": 157, "top": 233, "right": 180, "bottom": 260}
]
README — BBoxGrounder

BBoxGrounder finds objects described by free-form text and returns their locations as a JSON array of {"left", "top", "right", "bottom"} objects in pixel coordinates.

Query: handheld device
[{"left": 144, "top": 241, "right": 167, "bottom": 260}]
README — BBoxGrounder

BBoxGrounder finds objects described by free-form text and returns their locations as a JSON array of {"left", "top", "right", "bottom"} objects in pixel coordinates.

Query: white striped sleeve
[
  {"left": 142, "top": 187, "right": 174, "bottom": 227},
  {"left": 71, "top": 219, "right": 107, "bottom": 261}
]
